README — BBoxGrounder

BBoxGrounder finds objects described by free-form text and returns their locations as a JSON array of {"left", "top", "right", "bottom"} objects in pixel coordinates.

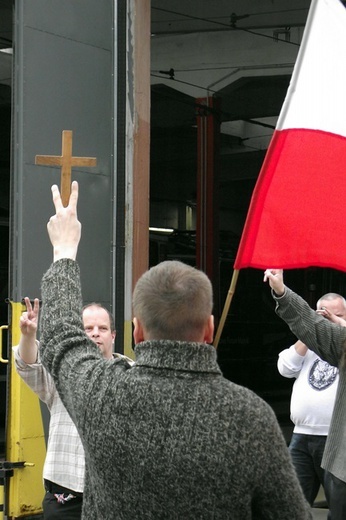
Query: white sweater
[{"left": 278, "top": 345, "right": 338, "bottom": 435}]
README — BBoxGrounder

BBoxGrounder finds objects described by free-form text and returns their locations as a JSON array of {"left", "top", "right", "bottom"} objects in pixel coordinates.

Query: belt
[{"left": 44, "top": 479, "right": 83, "bottom": 498}]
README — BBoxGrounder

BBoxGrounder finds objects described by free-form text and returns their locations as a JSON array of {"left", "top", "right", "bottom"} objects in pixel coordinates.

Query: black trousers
[{"left": 42, "top": 480, "right": 83, "bottom": 520}]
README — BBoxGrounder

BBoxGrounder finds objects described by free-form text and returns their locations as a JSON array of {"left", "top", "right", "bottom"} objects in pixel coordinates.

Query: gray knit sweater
[
  {"left": 273, "top": 286, "right": 346, "bottom": 484},
  {"left": 40, "top": 259, "right": 312, "bottom": 519}
]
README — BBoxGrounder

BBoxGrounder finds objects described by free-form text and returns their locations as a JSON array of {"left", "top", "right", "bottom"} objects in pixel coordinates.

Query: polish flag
[{"left": 234, "top": 0, "right": 346, "bottom": 272}]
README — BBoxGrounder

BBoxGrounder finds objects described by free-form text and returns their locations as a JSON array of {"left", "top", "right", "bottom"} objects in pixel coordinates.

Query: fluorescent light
[
  {"left": 149, "top": 227, "right": 174, "bottom": 234},
  {"left": 0, "top": 48, "right": 13, "bottom": 55}
]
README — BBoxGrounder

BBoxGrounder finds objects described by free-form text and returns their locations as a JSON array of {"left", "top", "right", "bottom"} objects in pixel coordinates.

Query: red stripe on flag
[{"left": 234, "top": 128, "right": 346, "bottom": 271}]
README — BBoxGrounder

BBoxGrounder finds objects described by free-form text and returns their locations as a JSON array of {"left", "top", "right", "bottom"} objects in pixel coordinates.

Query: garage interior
[{"left": 0, "top": 0, "right": 346, "bottom": 445}]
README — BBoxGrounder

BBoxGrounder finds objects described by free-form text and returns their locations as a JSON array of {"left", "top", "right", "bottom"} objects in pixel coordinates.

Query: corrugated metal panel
[{"left": 11, "top": 0, "right": 114, "bottom": 306}]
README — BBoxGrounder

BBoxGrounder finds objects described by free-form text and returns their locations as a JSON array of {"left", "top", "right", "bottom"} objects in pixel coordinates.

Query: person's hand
[
  {"left": 263, "top": 268, "right": 285, "bottom": 296},
  {"left": 316, "top": 308, "right": 346, "bottom": 327},
  {"left": 47, "top": 181, "right": 81, "bottom": 262},
  {"left": 20, "top": 297, "right": 40, "bottom": 337}
]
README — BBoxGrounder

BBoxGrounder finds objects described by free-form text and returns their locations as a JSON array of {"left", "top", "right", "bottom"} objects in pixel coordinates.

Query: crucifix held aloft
[{"left": 35, "top": 130, "right": 97, "bottom": 206}]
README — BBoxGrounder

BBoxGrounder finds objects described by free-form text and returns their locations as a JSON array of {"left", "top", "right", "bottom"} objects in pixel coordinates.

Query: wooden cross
[{"left": 35, "top": 130, "right": 97, "bottom": 207}]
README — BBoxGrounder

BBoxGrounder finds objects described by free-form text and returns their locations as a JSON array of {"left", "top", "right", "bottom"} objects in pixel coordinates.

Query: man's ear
[
  {"left": 133, "top": 317, "right": 145, "bottom": 344},
  {"left": 204, "top": 315, "right": 214, "bottom": 344}
]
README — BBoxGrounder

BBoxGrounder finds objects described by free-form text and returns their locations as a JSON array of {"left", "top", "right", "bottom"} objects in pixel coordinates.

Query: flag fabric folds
[{"left": 234, "top": 0, "right": 346, "bottom": 272}]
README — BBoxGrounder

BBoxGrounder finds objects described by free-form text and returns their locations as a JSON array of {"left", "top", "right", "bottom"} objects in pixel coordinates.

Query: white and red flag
[{"left": 234, "top": 0, "right": 346, "bottom": 272}]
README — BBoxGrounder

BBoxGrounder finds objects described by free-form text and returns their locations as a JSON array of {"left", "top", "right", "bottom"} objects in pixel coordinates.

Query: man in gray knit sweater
[
  {"left": 38, "top": 182, "right": 312, "bottom": 519},
  {"left": 265, "top": 268, "right": 346, "bottom": 520}
]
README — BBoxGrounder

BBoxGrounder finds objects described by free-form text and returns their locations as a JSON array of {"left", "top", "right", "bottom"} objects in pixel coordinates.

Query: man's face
[
  {"left": 317, "top": 298, "right": 346, "bottom": 319},
  {"left": 82, "top": 305, "right": 116, "bottom": 359}
]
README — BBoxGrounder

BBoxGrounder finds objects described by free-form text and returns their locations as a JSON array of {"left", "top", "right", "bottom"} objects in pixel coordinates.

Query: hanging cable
[{"left": 152, "top": 6, "right": 305, "bottom": 47}]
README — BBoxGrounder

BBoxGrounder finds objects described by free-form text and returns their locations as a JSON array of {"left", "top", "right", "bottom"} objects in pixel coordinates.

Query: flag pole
[{"left": 213, "top": 269, "right": 239, "bottom": 348}]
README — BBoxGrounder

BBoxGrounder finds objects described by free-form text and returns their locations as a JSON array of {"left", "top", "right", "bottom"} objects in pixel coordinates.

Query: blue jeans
[
  {"left": 324, "top": 471, "right": 346, "bottom": 520},
  {"left": 289, "top": 432, "right": 326, "bottom": 506}
]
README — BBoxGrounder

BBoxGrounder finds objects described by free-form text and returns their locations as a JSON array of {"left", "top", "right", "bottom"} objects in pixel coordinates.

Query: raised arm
[
  {"left": 277, "top": 340, "right": 308, "bottom": 379},
  {"left": 18, "top": 297, "right": 40, "bottom": 364},
  {"left": 294, "top": 340, "right": 308, "bottom": 356},
  {"left": 40, "top": 182, "right": 112, "bottom": 430},
  {"left": 263, "top": 268, "right": 285, "bottom": 296},
  {"left": 47, "top": 181, "right": 81, "bottom": 262},
  {"left": 316, "top": 308, "right": 346, "bottom": 327},
  {"left": 264, "top": 269, "right": 346, "bottom": 367}
]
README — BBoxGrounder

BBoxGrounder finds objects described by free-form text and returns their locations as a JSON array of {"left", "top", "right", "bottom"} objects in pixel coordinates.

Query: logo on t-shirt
[{"left": 308, "top": 359, "right": 338, "bottom": 390}]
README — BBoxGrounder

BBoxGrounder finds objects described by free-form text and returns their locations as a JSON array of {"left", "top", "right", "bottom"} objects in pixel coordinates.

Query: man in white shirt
[
  {"left": 277, "top": 292, "right": 346, "bottom": 509},
  {"left": 14, "top": 297, "right": 133, "bottom": 519}
]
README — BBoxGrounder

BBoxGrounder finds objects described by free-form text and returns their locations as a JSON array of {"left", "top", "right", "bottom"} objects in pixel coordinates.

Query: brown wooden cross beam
[{"left": 35, "top": 130, "right": 97, "bottom": 207}]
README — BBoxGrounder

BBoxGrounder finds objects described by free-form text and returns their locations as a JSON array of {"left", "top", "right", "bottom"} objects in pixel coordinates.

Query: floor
[
  {"left": 312, "top": 508, "right": 328, "bottom": 519},
  {"left": 312, "top": 486, "right": 329, "bottom": 519}
]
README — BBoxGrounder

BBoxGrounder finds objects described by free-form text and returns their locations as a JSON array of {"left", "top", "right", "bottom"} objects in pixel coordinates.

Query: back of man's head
[{"left": 132, "top": 260, "right": 213, "bottom": 342}]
